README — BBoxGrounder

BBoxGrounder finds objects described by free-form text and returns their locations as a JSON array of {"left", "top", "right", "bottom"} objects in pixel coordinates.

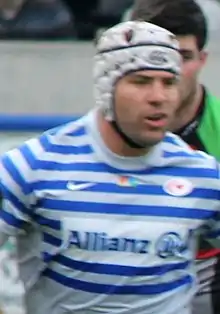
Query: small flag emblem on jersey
[
  {"left": 118, "top": 176, "right": 138, "bottom": 187},
  {"left": 163, "top": 178, "right": 193, "bottom": 196}
]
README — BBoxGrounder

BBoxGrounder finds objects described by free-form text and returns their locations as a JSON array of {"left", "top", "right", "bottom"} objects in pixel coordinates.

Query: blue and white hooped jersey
[{"left": 0, "top": 109, "right": 220, "bottom": 314}]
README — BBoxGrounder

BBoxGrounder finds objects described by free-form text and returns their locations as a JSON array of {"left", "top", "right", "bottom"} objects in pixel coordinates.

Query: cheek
[
  {"left": 182, "top": 61, "right": 200, "bottom": 79},
  {"left": 169, "top": 89, "right": 180, "bottom": 109},
  {"left": 115, "top": 91, "right": 132, "bottom": 113},
  {"left": 114, "top": 86, "right": 135, "bottom": 120},
  {"left": 115, "top": 86, "right": 142, "bottom": 111}
]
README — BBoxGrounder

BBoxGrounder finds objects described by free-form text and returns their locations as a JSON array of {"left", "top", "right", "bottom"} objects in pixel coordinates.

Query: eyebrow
[
  {"left": 179, "top": 49, "right": 194, "bottom": 54},
  {"left": 129, "top": 74, "right": 175, "bottom": 80},
  {"left": 130, "top": 74, "right": 150, "bottom": 78}
]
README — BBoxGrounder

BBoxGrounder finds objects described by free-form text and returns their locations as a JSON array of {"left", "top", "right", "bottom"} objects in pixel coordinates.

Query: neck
[
  {"left": 170, "top": 84, "right": 203, "bottom": 132},
  {"left": 97, "top": 111, "right": 150, "bottom": 157}
]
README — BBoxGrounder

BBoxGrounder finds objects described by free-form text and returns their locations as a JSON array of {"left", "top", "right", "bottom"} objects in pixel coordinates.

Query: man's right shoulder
[
  {"left": 44, "top": 115, "right": 88, "bottom": 143},
  {"left": 1, "top": 115, "right": 89, "bottom": 172},
  {"left": 0, "top": 115, "right": 90, "bottom": 200}
]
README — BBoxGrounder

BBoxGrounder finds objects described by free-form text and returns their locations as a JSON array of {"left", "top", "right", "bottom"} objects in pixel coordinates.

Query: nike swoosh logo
[{"left": 67, "top": 182, "right": 96, "bottom": 191}]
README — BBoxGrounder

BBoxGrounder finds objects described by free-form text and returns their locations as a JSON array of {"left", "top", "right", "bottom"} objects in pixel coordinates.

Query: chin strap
[{"left": 111, "top": 120, "right": 145, "bottom": 149}]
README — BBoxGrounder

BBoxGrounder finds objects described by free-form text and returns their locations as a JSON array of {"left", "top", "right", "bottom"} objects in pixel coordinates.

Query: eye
[
  {"left": 180, "top": 50, "right": 195, "bottom": 62},
  {"left": 163, "top": 77, "right": 178, "bottom": 86}
]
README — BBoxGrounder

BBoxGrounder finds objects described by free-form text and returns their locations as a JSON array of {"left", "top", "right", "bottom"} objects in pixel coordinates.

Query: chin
[
  {"left": 142, "top": 131, "right": 166, "bottom": 146},
  {"left": 141, "top": 137, "right": 164, "bottom": 148}
]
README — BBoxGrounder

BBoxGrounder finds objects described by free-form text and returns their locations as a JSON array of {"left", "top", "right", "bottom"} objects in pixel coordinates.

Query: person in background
[
  {"left": 0, "top": 0, "right": 74, "bottom": 39},
  {"left": 131, "top": 0, "right": 220, "bottom": 313}
]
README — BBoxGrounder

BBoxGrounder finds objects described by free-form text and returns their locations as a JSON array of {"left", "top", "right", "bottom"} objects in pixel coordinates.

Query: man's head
[
  {"left": 131, "top": 0, "right": 208, "bottom": 107},
  {"left": 94, "top": 21, "right": 181, "bottom": 149}
]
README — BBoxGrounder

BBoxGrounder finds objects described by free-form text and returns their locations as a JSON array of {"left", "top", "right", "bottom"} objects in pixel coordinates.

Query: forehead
[
  {"left": 176, "top": 35, "right": 198, "bottom": 51},
  {"left": 126, "top": 70, "right": 177, "bottom": 79}
]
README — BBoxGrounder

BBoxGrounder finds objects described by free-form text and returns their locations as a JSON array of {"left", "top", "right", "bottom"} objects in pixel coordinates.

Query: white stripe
[
  {"left": 48, "top": 133, "right": 91, "bottom": 147},
  {"left": 6, "top": 149, "right": 35, "bottom": 182},
  {"left": 37, "top": 189, "right": 219, "bottom": 211},
  {"left": 36, "top": 276, "right": 193, "bottom": 314},
  {"left": 4, "top": 199, "right": 30, "bottom": 222},
  {"left": 164, "top": 142, "right": 204, "bottom": 157},
  {"left": 35, "top": 170, "right": 219, "bottom": 188},
  {"left": 48, "top": 259, "right": 193, "bottom": 286},
  {"left": 40, "top": 210, "right": 201, "bottom": 225},
  {"left": 41, "top": 225, "right": 62, "bottom": 240},
  {"left": 40, "top": 152, "right": 97, "bottom": 164},
  {"left": 0, "top": 164, "right": 29, "bottom": 204},
  {"left": 22, "top": 137, "right": 44, "bottom": 157},
  {"left": 51, "top": 117, "right": 85, "bottom": 137},
  {"left": 0, "top": 219, "right": 20, "bottom": 236}
]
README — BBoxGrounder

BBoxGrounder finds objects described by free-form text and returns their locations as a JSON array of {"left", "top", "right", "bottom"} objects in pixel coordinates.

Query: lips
[{"left": 144, "top": 113, "right": 168, "bottom": 128}]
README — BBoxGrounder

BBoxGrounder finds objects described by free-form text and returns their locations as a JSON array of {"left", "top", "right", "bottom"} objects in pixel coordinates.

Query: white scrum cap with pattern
[{"left": 94, "top": 21, "right": 182, "bottom": 121}]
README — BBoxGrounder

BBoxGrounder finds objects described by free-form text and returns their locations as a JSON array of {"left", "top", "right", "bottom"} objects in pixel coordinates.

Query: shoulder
[
  {"left": 0, "top": 115, "right": 89, "bottom": 177},
  {"left": 163, "top": 132, "right": 218, "bottom": 175},
  {"left": 45, "top": 115, "right": 86, "bottom": 137},
  {"left": 163, "top": 132, "right": 211, "bottom": 158}
]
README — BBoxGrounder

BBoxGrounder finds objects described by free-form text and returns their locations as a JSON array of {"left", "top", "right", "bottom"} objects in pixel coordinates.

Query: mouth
[{"left": 144, "top": 114, "right": 169, "bottom": 128}]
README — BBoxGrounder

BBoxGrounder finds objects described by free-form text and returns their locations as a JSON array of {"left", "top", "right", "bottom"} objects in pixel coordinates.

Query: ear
[{"left": 199, "top": 50, "right": 208, "bottom": 66}]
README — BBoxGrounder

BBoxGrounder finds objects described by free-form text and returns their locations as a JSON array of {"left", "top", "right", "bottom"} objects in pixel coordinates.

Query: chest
[
  {"left": 32, "top": 172, "right": 219, "bottom": 263},
  {"left": 34, "top": 170, "right": 218, "bottom": 221}
]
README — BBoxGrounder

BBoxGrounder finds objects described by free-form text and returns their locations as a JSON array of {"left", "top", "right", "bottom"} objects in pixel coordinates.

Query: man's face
[
  {"left": 114, "top": 70, "right": 180, "bottom": 147},
  {"left": 177, "top": 35, "right": 207, "bottom": 105}
]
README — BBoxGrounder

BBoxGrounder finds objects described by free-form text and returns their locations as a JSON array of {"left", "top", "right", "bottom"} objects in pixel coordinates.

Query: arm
[
  {"left": 200, "top": 162, "right": 220, "bottom": 248},
  {"left": 0, "top": 137, "right": 43, "bottom": 247}
]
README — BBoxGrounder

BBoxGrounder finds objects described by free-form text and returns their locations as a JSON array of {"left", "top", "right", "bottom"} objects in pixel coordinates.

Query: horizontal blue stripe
[
  {"left": 19, "top": 143, "right": 38, "bottom": 170},
  {"left": 43, "top": 232, "right": 62, "bottom": 247},
  {"left": 1, "top": 183, "right": 31, "bottom": 216},
  {"left": 65, "top": 125, "right": 86, "bottom": 137},
  {"left": 164, "top": 136, "right": 203, "bottom": 159},
  {"left": 14, "top": 137, "right": 218, "bottom": 178},
  {"left": 43, "top": 269, "right": 193, "bottom": 295},
  {"left": 39, "top": 133, "right": 93, "bottom": 155},
  {"left": 45, "top": 144, "right": 93, "bottom": 155},
  {"left": 205, "top": 229, "right": 220, "bottom": 239},
  {"left": 0, "top": 208, "right": 23, "bottom": 228},
  {"left": 29, "top": 160, "right": 218, "bottom": 178},
  {"left": 163, "top": 151, "right": 206, "bottom": 159},
  {"left": 33, "top": 180, "right": 220, "bottom": 200},
  {"left": 41, "top": 198, "right": 215, "bottom": 219},
  {"left": 34, "top": 214, "right": 61, "bottom": 231},
  {"left": 164, "top": 135, "right": 180, "bottom": 146},
  {"left": 43, "top": 250, "right": 190, "bottom": 276},
  {"left": 45, "top": 122, "right": 86, "bottom": 138},
  {"left": 2, "top": 155, "right": 32, "bottom": 195}
]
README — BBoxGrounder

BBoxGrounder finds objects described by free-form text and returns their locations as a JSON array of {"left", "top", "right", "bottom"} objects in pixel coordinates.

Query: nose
[{"left": 147, "top": 81, "right": 167, "bottom": 105}]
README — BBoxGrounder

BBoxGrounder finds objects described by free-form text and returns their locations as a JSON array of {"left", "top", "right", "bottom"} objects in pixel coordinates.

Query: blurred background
[
  {"left": 0, "top": 0, "right": 219, "bottom": 117},
  {"left": 0, "top": 0, "right": 219, "bottom": 313}
]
